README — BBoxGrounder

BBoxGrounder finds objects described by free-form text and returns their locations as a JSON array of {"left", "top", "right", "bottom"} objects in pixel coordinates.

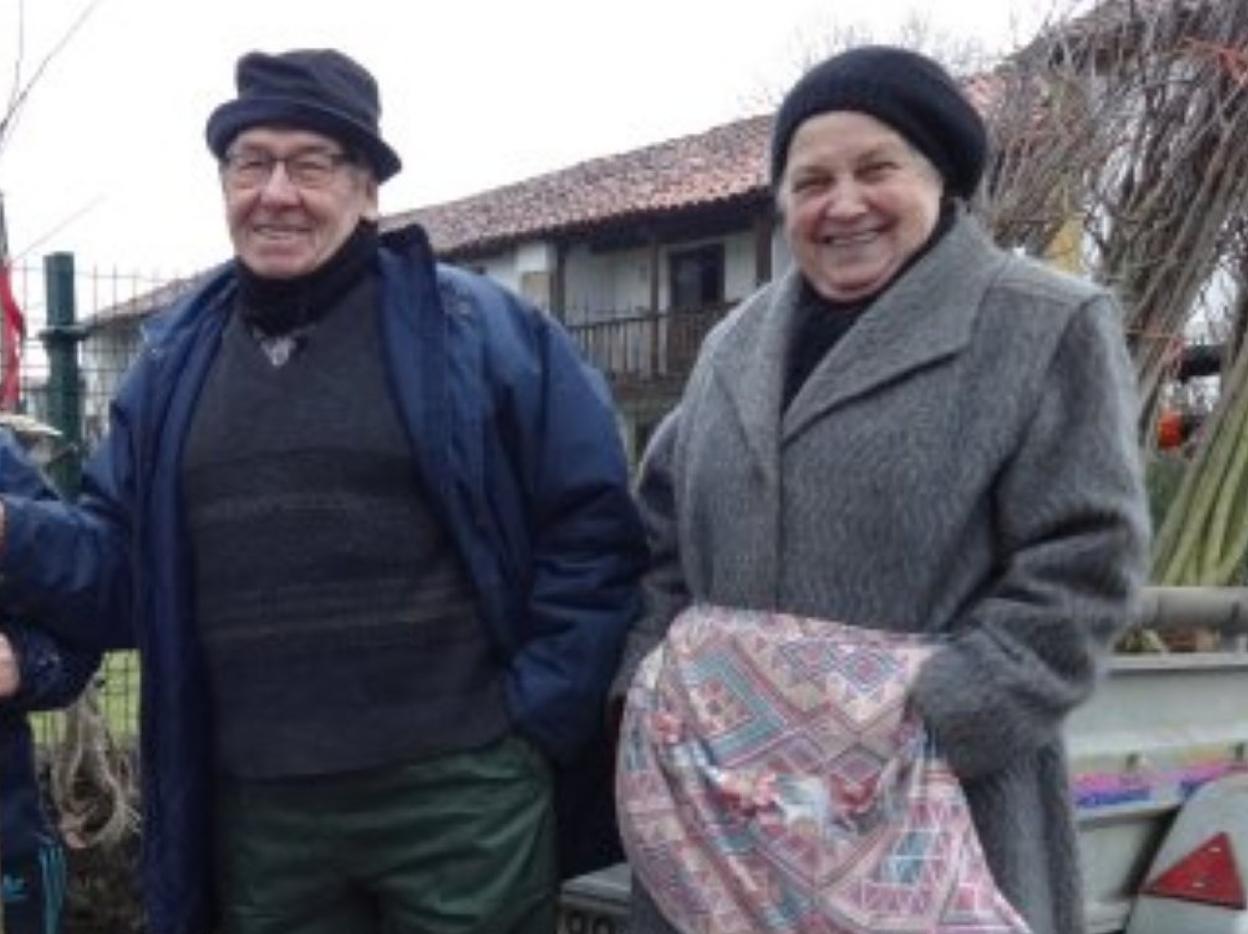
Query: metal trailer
[
  {"left": 1074, "top": 586, "right": 1248, "bottom": 933},
  {"left": 556, "top": 586, "right": 1248, "bottom": 934}
]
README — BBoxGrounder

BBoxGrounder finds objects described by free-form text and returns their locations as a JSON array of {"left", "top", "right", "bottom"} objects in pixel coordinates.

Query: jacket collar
[
  {"left": 709, "top": 212, "right": 1010, "bottom": 456},
  {"left": 139, "top": 224, "right": 436, "bottom": 351},
  {"left": 139, "top": 263, "right": 236, "bottom": 352}
]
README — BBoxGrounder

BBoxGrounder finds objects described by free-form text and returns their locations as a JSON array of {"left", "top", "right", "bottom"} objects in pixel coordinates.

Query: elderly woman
[{"left": 614, "top": 46, "right": 1149, "bottom": 934}]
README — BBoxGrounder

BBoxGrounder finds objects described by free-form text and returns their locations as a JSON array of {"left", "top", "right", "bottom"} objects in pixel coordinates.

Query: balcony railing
[{"left": 565, "top": 303, "right": 732, "bottom": 390}]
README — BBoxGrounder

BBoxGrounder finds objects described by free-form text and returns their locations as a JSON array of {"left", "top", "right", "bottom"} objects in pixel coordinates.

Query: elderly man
[{"left": 0, "top": 49, "right": 646, "bottom": 934}]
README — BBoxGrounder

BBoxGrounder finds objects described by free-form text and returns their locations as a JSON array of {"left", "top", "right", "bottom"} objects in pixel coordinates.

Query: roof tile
[{"left": 385, "top": 114, "right": 774, "bottom": 256}]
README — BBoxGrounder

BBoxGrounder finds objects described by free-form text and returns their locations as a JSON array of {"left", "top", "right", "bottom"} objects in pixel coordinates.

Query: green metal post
[{"left": 42, "top": 252, "right": 85, "bottom": 498}]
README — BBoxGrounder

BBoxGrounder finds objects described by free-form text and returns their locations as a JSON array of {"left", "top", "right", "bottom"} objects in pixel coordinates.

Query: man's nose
[{"left": 258, "top": 161, "right": 301, "bottom": 202}]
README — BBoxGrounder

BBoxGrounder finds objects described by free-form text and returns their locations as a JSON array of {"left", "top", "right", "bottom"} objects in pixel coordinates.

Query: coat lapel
[
  {"left": 783, "top": 215, "right": 1010, "bottom": 442},
  {"left": 695, "top": 273, "right": 807, "bottom": 600},
  {"left": 705, "top": 269, "right": 805, "bottom": 477}
]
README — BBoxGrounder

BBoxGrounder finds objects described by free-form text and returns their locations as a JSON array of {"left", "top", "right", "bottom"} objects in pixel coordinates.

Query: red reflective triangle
[{"left": 1142, "top": 832, "right": 1247, "bottom": 909}]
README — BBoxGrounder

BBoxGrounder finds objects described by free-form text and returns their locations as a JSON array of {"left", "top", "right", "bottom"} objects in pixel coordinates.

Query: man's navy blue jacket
[
  {"left": 0, "top": 434, "right": 101, "bottom": 898},
  {"left": 0, "top": 228, "right": 647, "bottom": 934}
]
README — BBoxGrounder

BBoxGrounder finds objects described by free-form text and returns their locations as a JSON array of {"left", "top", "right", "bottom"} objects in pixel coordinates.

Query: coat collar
[{"left": 708, "top": 212, "right": 1011, "bottom": 455}]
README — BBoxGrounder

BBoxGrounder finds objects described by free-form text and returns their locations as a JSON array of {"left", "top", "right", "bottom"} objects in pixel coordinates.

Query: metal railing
[{"left": 565, "top": 304, "right": 731, "bottom": 387}]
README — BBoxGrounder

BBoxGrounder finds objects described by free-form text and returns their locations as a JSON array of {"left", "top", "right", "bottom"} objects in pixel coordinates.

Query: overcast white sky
[{"left": 0, "top": 0, "right": 1054, "bottom": 283}]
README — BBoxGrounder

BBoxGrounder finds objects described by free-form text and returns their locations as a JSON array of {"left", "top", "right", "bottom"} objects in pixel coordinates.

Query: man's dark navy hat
[{"left": 206, "top": 49, "right": 401, "bottom": 181}]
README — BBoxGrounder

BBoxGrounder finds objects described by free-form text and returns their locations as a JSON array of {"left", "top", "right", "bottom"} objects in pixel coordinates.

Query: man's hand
[{"left": 0, "top": 631, "right": 21, "bottom": 699}]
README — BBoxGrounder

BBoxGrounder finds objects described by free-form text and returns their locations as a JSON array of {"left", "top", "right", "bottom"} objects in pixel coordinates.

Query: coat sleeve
[
  {"left": 499, "top": 309, "right": 650, "bottom": 763},
  {"left": 0, "top": 373, "right": 141, "bottom": 652},
  {"left": 610, "top": 408, "right": 690, "bottom": 700},
  {"left": 912, "top": 295, "right": 1149, "bottom": 779},
  {"left": 0, "top": 430, "right": 105, "bottom": 706},
  {"left": 2, "top": 620, "right": 101, "bottom": 712}
]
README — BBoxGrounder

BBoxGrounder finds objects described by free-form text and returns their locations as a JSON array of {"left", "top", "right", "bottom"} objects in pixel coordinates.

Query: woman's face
[{"left": 779, "top": 111, "right": 944, "bottom": 303}]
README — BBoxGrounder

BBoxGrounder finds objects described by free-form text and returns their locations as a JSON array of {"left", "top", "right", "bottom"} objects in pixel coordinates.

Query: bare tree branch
[
  {"left": 0, "top": 0, "right": 105, "bottom": 159},
  {"left": 739, "top": 9, "right": 1008, "bottom": 115},
  {"left": 982, "top": 0, "right": 1248, "bottom": 440},
  {"left": 6, "top": 0, "right": 27, "bottom": 121}
]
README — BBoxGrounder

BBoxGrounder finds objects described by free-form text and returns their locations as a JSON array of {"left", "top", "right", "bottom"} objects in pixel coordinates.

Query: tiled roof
[
  {"left": 384, "top": 114, "right": 775, "bottom": 257},
  {"left": 83, "top": 270, "right": 213, "bottom": 330}
]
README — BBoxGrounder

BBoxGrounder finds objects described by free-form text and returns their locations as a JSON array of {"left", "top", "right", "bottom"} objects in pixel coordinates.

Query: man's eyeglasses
[{"left": 221, "top": 149, "right": 356, "bottom": 190}]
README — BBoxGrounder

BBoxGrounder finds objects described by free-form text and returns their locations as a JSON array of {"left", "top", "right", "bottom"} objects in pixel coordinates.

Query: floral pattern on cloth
[{"left": 617, "top": 604, "right": 1031, "bottom": 934}]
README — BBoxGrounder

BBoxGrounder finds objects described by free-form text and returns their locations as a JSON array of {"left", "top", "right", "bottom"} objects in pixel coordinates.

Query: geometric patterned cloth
[{"left": 617, "top": 604, "right": 1032, "bottom": 933}]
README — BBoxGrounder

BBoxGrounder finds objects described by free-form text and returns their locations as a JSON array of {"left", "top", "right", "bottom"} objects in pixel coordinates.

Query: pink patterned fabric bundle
[{"left": 617, "top": 604, "right": 1031, "bottom": 933}]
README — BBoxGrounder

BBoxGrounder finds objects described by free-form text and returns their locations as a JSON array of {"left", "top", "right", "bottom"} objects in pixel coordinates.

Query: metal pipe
[
  {"left": 1136, "top": 586, "right": 1248, "bottom": 633},
  {"left": 41, "top": 251, "right": 85, "bottom": 498}
]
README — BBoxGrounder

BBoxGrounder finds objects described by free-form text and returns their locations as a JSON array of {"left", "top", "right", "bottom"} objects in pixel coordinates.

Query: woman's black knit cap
[{"left": 770, "top": 45, "right": 987, "bottom": 199}]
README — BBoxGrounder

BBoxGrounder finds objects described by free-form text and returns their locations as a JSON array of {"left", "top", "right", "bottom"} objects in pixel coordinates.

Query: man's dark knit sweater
[{"left": 182, "top": 229, "right": 508, "bottom": 779}]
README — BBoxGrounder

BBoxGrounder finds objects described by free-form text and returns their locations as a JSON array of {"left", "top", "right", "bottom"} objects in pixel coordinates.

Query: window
[{"left": 668, "top": 244, "right": 724, "bottom": 311}]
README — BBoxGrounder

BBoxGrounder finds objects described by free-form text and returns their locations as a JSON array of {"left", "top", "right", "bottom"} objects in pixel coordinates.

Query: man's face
[
  {"left": 221, "top": 126, "right": 378, "bottom": 279},
  {"left": 778, "top": 111, "right": 943, "bottom": 303}
]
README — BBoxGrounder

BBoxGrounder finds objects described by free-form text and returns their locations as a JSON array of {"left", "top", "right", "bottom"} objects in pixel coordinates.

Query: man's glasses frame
[{"left": 221, "top": 148, "right": 357, "bottom": 190}]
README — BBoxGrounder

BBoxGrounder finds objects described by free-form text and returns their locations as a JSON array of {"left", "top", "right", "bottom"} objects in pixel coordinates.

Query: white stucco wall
[
  {"left": 464, "top": 221, "right": 784, "bottom": 323},
  {"left": 473, "top": 250, "right": 520, "bottom": 292},
  {"left": 563, "top": 244, "right": 653, "bottom": 323},
  {"left": 515, "top": 241, "right": 556, "bottom": 275},
  {"left": 562, "top": 228, "right": 765, "bottom": 323},
  {"left": 720, "top": 230, "right": 758, "bottom": 303},
  {"left": 772, "top": 224, "right": 792, "bottom": 279}
]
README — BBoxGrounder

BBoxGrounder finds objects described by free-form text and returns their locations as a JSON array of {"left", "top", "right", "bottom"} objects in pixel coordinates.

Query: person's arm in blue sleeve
[
  {"left": 0, "top": 380, "right": 138, "bottom": 651},
  {"left": 0, "top": 621, "right": 101, "bottom": 711},
  {"left": 0, "top": 428, "right": 105, "bottom": 707}
]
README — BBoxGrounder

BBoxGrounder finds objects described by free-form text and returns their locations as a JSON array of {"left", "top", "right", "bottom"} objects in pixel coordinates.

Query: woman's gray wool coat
[{"left": 616, "top": 213, "right": 1150, "bottom": 934}]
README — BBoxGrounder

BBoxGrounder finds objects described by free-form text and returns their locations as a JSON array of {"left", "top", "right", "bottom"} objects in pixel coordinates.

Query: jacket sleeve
[
  {"left": 912, "top": 295, "right": 1149, "bottom": 779},
  {"left": 0, "top": 430, "right": 105, "bottom": 707},
  {"left": 610, "top": 408, "right": 690, "bottom": 700},
  {"left": 2, "top": 620, "right": 101, "bottom": 712},
  {"left": 0, "top": 376, "right": 140, "bottom": 652},
  {"left": 500, "top": 310, "right": 650, "bottom": 764}
]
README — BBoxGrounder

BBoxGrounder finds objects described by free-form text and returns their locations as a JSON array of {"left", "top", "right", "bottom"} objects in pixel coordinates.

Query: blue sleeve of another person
[{"left": 0, "top": 430, "right": 104, "bottom": 709}]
